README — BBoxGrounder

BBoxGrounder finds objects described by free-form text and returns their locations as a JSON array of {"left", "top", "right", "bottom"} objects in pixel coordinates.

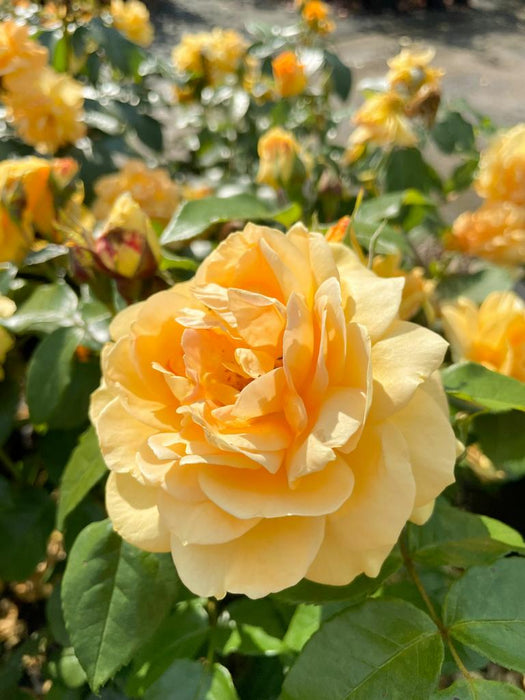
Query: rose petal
[
  {"left": 170, "top": 516, "right": 325, "bottom": 599},
  {"left": 106, "top": 472, "right": 170, "bottom": 552}
]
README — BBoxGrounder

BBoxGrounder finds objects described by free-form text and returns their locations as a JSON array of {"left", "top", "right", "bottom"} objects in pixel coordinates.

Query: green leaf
[
  {"left": 474, "top": 411, "right": 525, "bottom": 478},
  {"left": 144, "top": 660, "right": 239, "bottom": 700},
  {"left": 445, "top": 157, "right": 479, "bottom": 194},
  {"left": 2, "top": 283, "right": 78, "bottom": 334},
  {"left": 274, "top": 549, "right": 402, "bottom": 604},
  {"left": 437, "top": 265, "right": 515, "bottom": 304},
  {"left": 442, "top": 362, "right": 525, "bottom": 413},
  {"left": 26, "top": 326, "right": 84, "bottom": 426},
  {"left": 432, "top": 111, "right": 475, "bottom": 154},
  {"left": 57, "top": 427, "right": 107, "bottom": 529},
  {"left": 323, "top": 50, "right": 352, "bottom": 101},
  {"left": 219, "top": 598, "right": 289, "bottom": 656},
  {"left": 433, "top": 678, "right": 525, "bottom": 699},
  {"left": 89, "top": 18, "right": 145, "bottom": 78},
  {"left": 283, "top": 604, "right": 321, "bottom": 653},
  {"left": 46, "top": 584, "right": 70, "bottom": 647},
  {"left": 352, "top": 220, "right": 410, "bottom": 255},
  {"left": 444, "top": 558, "right": 525, "bottom": 673},
  {"left": 47, "top": 355, "right": 101, "bottom": 430},
  {"left": 356, "top": 190, "right": 432, "bottom": 223},
  {"left": 161, "top": 194, "right": 277, "bottom": 247},
  {"left": 407, "top": 500, "right": 525, "bottom": 568},
  {"left": 62, "top": 519, "right": 181, "bottom": 692},
  {"left": 282, "top": 599, "right": 444, "bottom": 700},
  {"left": 384, "top": 148, "right": 442, "bottom": 194},
  {"left": 126, "top": 601, "right": 208, "bottom": 696},
  {"left": 0, "top": 375, "right": 19, "bottom": 447},
  {"left": 0, "top": 476, "right": 55, "bottom": 581}
]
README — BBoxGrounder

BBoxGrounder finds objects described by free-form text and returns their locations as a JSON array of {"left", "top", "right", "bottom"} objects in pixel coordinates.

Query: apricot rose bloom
[
  {"left": 4, "top": 68, "right": 86, "bottom": 154},
  {"left": 0, "top": 20, "right": 47, "bottom": 87},
  {"left": 91, "top": 223, "right": 456, "bottom": 599},
  {"left": 448, "top": 201, "right": 525, "bottom": 266},
  {"left": 442, "top": 291, "right": 525, "bottom": 381},
  {"left": 110, "top": 0, "right": 154, "bottom": 48},
  {"left": 301, "top": 1, "right": 335, "bottom": 35},
  {"left": 256, "top": 127, "right": 311, "bottom": 190},
  {"left": 272, "top": 51, "right": 307, "bottom": 98},
  {"left": 475, "top": 124, "right": 525, "bottom": 206}
]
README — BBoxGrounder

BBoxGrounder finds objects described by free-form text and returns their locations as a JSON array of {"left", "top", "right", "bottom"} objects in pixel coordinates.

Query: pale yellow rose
[
  {"left": 0, "top": 296, "right": 16, "bottom": 380},
  {"left": 387, "top": 48, "right": 443, "bottom": 94},
  {"left": 372, "top": 252, "right": 436, "bottom": 321},
  {"left": 91, "top": 223, "right": 456, "bottom": 599},
  {"left": 345, "top": 91, "right": 417, "bottom": 161},
  {"left": 94, "top": 193, "right": 161, "bottom": 279},
  {"left": 272, "top": 51, "right": 307, "bottom": 98},
  {"left": 256, "top": 127, "right": 311, "bottom": 190},
  {"left": 110, "top": 0, "right": 154, "bottom": 48},
  {"left": 172, "top": 29, "right": 247, "bottom": 87},
  {"left": 447, "top": 201, "right": 525, "bottom": 266},
  {"left": 301, "top": 1, "right": 335, "bottom": 34},
  {"left": 93, "top": 160, "right": 180, "bottom": 225},
  {"left": 4, "top": 68, "right": 86, "bottom": 154},
  {"left": 442, "top": 291, "right": 525, "bottom": 381},
  {"left": 475, "top": 124, "right": 525, "bottom": 206},
  {"left": 0, "top": 20, "right": 48, "bottom": 86}
]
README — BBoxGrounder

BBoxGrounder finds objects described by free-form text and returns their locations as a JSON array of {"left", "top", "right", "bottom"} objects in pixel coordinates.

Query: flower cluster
[
  {"left": 448, "top": 125, "right": 525, "bottom": 265},
  {"left": 0, "top": 20, "right": 85, "bottom": 153},
  {"left": 110, "top": 0, "right": 154, "bottom": 47},
  {"left": 346, "top": 48, "right": 443, "bottom": 160}
]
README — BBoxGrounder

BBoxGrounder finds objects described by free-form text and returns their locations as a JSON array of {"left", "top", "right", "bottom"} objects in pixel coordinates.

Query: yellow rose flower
[
  {"left": 0, "top": 20, "right": 48, "bottom": 87},
  {"left": 442, "top": 291, "right": 525, "bottom": 381},
  {"left": 387, "top": 48, "right": 443, "bottom": 94},
  {"left": 110, "top": 0, "right": 154, "bottom": 48},
  {"left": 345, "top": 91, "right": 417, "bottom": 160},
  {"left": 0, "top": 296, "right": 16, "bottom": 381},
  {"left": 93, "top": 160, "right": 180, "bottom": 225},
  {"left": 91, "top": 223, "right": 456, "bottom": 599},
  {"left": 172, "top": 29, "right": 247, "bottom": 87},
  {"left": 447, "top": 201, "right": 525, "bottom": 266},
  {"left": 301, "top": 1, "right": 335, "bottom": 34},
  {"left": 372, "top": 252, "right": 436, "bottom": 321},
  {"left": 475, "top": 124, "right": 525, "bottom": 206},
  {"left": 94, "top": 193, "right": 161, "bottom": 279},
  {"left": 4, "top": 67, "right": 86, "bottom": 154},
  {"left": 256, "top": 127, "right": 311, "bottom": 190},
  {"left": 272, "top": 51, "right": 307, "bottom": 98}
]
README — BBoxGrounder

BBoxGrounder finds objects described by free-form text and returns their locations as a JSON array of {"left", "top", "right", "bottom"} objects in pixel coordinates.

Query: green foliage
[
  {"left": 62, "top": 520, "right": 181, "bottom": 691},
  {"left": 442, "top": 362, "right": 525, "bottom": 413}
]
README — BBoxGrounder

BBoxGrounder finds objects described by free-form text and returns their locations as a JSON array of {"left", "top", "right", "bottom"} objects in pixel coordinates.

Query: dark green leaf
[
  {"left": 89, "top": 18, "right": 145, "bottom": 78},
  {"left": 126, "top": 601, "right": 208, "bottom": 696},
  {"left": 282, "top": 599, "right": 443, "bottom": 700},
  {"left": 432, "top": 112, "right": 475, "bottom": 154},
  {"left": 384, "top": 148, "right": 442, "bottom": 194},
  {"left": 0, "top": 375, "right": 19, "bottom": 447},
  {"left": 46, "top": 584, "right": 70, "bottom": 646},
  {"left": 407, "top": 500, "right": 525, "bottom": 568},
  {"left": 57, "top": 427, "right": 107, "bottom": 529},
  {"left": 444, "top": 558, "right": 525, "bottom": 673},
  {"left": 283, "top": 604, "right": 321, "bottom": 653},
  {"left": 474, "top": 411, "right": 525, "bottom": 478},
  {"left": 144, "top": 660, "right": 239, "bottom": 700},
  {"left": 161, "top": 194, "right": 277, "bottom": 247},
  {"left": 26, "top": 326, "right": 84, "bottom": 425},
  {"left": 2, "top": 283, "right": 78, "bottom": 334},
  {"left": 323, "top": 50, "right": 352, "bottom": 101},
  {"left": 437, "top": 265, "right": 515, "bottom": 304},
  {"left": 445, "top": 157, "right": 479, "bottom": 194},
  {"left": 433, "top": 678, "right": 525, "bottom": 699},
  {"left": 62, "top": 519, "right": 181, "bottom": 691},
  {"left": 0, "top": 476, "right": 55, "bottom": 581},
  {"left": 442, "top": 362, "right": 525, "bottom": 413},
  {"left": 47, "top": 355, "right": 100, "bottom": 430}
]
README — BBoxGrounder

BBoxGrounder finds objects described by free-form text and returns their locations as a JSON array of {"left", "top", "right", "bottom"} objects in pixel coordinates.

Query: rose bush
[{"left": 91, "top": 223, "right": 456, "bottom": 599}]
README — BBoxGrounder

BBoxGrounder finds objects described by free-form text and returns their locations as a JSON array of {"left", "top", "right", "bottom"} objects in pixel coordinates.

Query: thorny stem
[{"left": 400, "top": 531, "right": 473, "bottom": 682}]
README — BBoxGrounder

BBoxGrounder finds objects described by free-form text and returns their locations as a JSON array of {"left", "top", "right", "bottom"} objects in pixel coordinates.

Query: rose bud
[{"left": 94, "top": 193, "right": 161, "bottom": 279}]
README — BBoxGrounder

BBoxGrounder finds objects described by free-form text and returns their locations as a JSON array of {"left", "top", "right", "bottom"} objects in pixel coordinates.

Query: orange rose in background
[
  {"left": 272, "top": 51, "right": 307, "bottom": 98},
  {"left": 442, "top": 291, "right": 525, "bottom": 381},
  {"left": 91, "top": 223, "right": 456, "bottom": 599},
  {"left": 0, "top": 20, "right": 48, "bottom": 86},
  {"left": 447, "top": 201, "right": 525, "bottom": 265},
  {"left": 110, "top": 0, "right": 154, "bottom": 47},
  {"left": 301, "top": 1, "right": 335, "bottom": 35},
  {"left": 475, "top": 124, "right": 525, "bottom": 206},
  {"left": 4, "top": 68, "right": 86, "bottom": 154}
]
